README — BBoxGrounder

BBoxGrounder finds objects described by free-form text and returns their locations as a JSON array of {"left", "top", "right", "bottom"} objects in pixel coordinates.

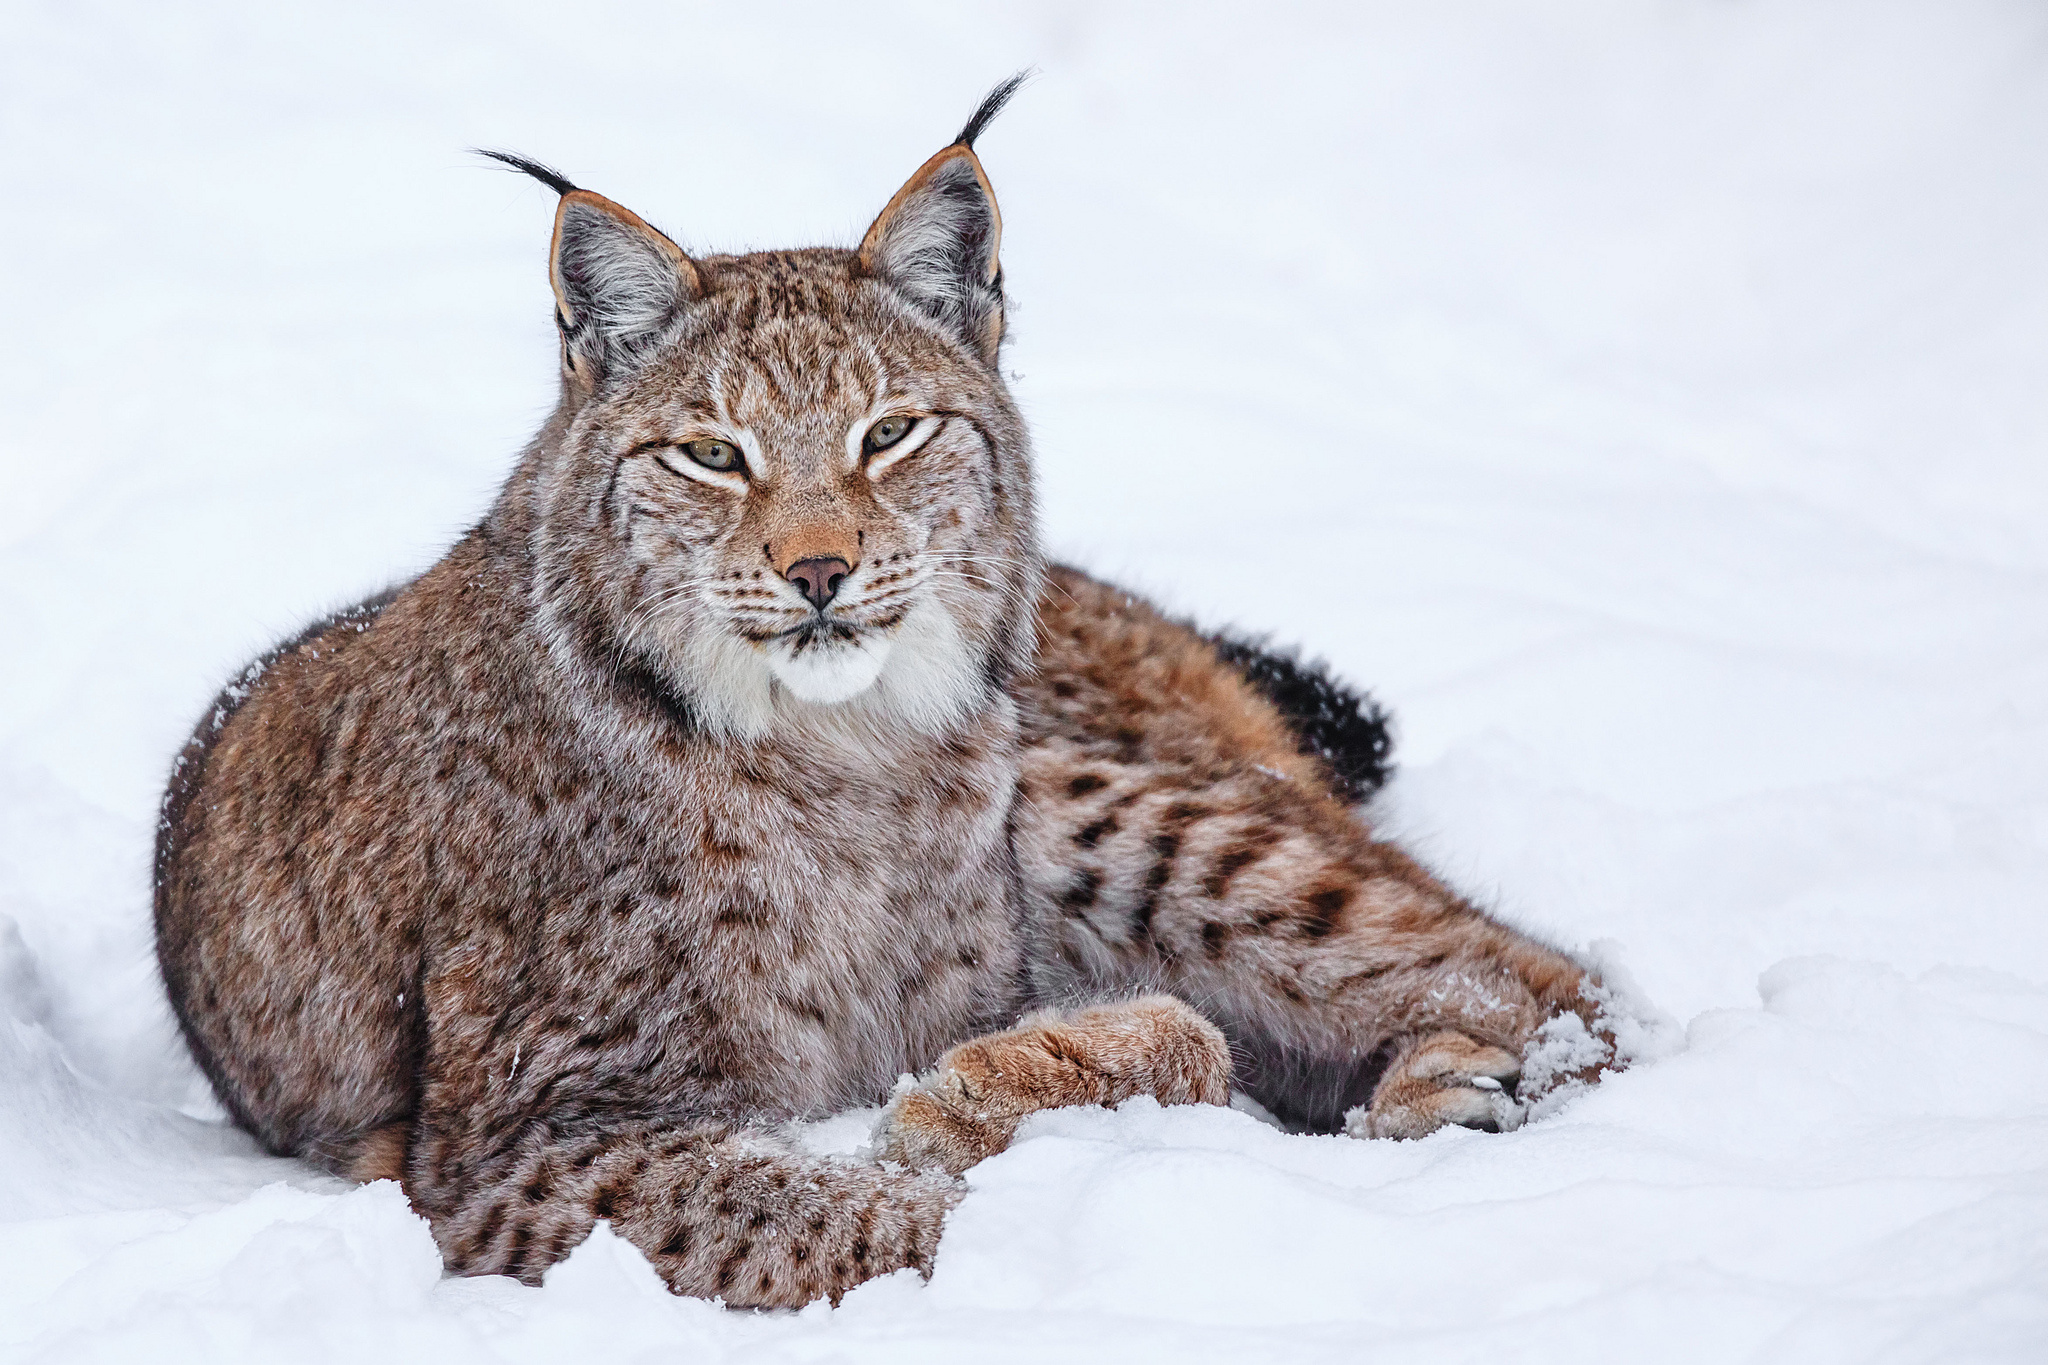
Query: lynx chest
[{"left": 430, "top": 713, "right": 1028, "bottom": 1125}]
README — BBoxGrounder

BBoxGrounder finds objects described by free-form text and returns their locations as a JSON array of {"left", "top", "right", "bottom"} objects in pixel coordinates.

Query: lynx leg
[
  {"left": 1343, "top": 1031, "right": 1524, "bottom": 1139},
  {"left": 873, "top": 995, "right": 1232, "bottom": 1175},
  {"left": 410, "top": 1115, "right": 961, "bottom": 1308},
  {"left": 1018, "top": 736, "right": 1608, "bottom": 1136},
  {"left": 1015, "top": 567, "right": 1623, "bottom": 1139}
]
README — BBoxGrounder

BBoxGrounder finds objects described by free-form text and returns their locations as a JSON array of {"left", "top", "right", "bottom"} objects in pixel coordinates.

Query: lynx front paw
[
  {"left": 1344, "top": 1031, "right": 1524, "bottom": 1140},
  {"left": 873, "top": 995, "right": 1232, "bottom": 1175}
]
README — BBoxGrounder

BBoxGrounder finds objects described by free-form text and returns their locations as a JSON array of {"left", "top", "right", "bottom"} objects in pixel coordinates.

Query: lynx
[{"left": 155, "top": 78, "right": 1623, "bottom": 1309}]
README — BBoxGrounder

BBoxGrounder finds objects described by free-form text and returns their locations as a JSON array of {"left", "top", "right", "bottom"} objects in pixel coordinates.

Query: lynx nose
[{"left": 785, "top": 557, "right": 851, "bottom": 611}]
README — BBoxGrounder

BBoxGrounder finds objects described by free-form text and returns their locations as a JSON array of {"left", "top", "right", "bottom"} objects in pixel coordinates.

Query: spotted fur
[
  {"left": 1010, "top": 567, "right": 1610, "bottom": 1133},
  {"left": 155, "top": 85, "right": 1619, "bottom": 1310}
]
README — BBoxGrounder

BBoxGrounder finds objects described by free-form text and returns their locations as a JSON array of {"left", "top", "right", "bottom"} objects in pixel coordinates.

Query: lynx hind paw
[
  {"left": 873, "top": 995, "right": 1233, "bottom": 1176},
  {"left": 1344, "top": 1032, "right": 1525, "bottom": 1141}
]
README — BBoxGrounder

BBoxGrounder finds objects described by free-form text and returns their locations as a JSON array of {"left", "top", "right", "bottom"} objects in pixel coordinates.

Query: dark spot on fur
[
  {"left": 1202, "top": 844, "right": 1265, "bottom": 899},
  {"left": 1059, "top": 869, "right": 1101, "bottom": 913},
  {"left": 1202, "top": 921, "right": 1229, "bottom": 959},
  {"left": 1074, "top": 815, "right": 1117, "bottom": 849},
  {"left": 503, "top": 1222, "right": 532, "bottom": 1279},
  {"left": 1132, "top": 833, "right": 1179, "bottom": 940},
  {"left": 575, "top": 1017, "right": 637, "bottom": 1050},
  {"left": 714, "top": 893, "right": 772, "bottom": 927},
  {"left": 1300, "top": 885, "right": 1350, "bottom": 938},
  {"left": 471, "top": 1203, "right": 505, "bottom": 1259}
]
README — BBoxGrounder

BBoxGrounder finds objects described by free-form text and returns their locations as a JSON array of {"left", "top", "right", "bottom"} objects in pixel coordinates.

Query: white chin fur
[
  {"left": 765, "top": 634, "right": 893, "bottom": 704},
  {"left": 665, "top": 596, "right": 985, "bottom": 740}
]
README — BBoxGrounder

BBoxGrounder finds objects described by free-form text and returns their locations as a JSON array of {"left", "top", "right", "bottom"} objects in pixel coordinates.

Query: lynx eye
[
  {"left": 863, "top": 416, "right": 917, "bottom": 456},
  {"left": 679, "top": 438, "right": 742, "bottom": 472}
]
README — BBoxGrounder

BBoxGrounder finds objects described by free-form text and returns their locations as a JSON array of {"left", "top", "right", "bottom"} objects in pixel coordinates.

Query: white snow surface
[{"left": 4, "top": 3, "right": 2047, "bottom": 1361}]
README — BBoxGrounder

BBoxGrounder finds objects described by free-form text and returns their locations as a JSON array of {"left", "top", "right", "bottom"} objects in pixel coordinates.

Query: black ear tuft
[
  {"left": 475, "top": 148, "right": 580, "bottom": 197},
  {"left": 860, "top": 78, "right": 1030, "bottom": 364},
  {"left": 479, "top": 149, "right": 699, "bottom": 387},
  {"left": 954, "top": 71, "right": 1032, "bottom": 150}
]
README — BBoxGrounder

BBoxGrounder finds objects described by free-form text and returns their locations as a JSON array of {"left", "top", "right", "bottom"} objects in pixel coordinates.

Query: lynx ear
[
  {"left": 859, "top": 75, "right": 1025, "bottom": 364},
  {"left": 549, "top": 191, "right": 699, "bottom": 382},
  {"left": 479, "top": 151, "right": 701, "bottom": 386}
]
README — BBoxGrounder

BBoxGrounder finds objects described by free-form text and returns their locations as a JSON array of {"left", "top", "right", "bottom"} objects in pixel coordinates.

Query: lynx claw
[{"left": 1434, "top": 1081, "right": 1525, "bottom": 1135}]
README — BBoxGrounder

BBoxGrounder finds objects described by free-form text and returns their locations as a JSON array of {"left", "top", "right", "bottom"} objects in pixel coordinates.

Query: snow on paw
[
  {"left": 1343, "top": 1031, "right": 1525, "bottom": 1140},
  {"left": 872, "top": 995, "right": 1233, "bottom": 1175},
  {"left": 872, "top": 1074, "right": 1012, "bottom": 1176}
]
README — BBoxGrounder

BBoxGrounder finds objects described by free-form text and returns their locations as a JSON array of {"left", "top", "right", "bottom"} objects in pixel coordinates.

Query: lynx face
[{"left": 512, "top": 137, "right": 1039, "bottom": 739}]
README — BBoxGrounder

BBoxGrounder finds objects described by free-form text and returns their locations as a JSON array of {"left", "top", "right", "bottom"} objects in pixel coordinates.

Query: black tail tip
[
  {"left": 955, "top": 70, "right": 1034, "bottom": 150},
  {"left": 475, "top": 148, "right": 579, "bottom": 197}
]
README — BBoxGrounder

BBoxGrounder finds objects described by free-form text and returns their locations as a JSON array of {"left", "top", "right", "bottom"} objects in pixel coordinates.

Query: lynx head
[{"left": 498, "top": 77, "right": 1040, "bottom": 741}]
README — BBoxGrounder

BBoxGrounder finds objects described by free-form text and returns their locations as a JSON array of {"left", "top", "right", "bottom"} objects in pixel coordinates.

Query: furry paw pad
[{"left": 1343, "top": 1032, "right": 1525, "bottom": 1141}]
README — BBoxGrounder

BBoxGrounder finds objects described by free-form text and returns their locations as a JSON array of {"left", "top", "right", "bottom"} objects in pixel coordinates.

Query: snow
[{"left": 4, "top": 1, "right": 2047, "bottom": 1360}]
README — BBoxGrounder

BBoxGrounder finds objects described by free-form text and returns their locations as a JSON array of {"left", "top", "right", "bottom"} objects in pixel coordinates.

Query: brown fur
[
  {"left": 874, "top": 995, "right": 1232, "bottom": 1175},
  {"left": 1351, "top": 1032, "right": 1526, "bottom": 1138},
  {"left": 1012, "top": 567, "right": 1608, "bottom": 1132},
  {"left": 155, "top": 97, "right": 1621, "bottom": 1311}
]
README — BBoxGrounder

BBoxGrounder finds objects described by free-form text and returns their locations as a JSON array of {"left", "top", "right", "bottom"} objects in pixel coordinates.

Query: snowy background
[{"left": 4, "top": 1, "right": 2046, "bottom": 1360}]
